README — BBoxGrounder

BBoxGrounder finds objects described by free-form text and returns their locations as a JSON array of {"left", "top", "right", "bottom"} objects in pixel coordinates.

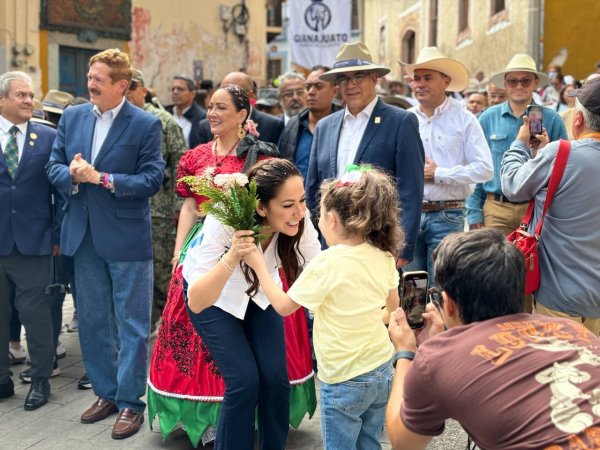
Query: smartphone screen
[
  {"left": 400, "top": 271, "right": 429, "bottom": 329},
  {"left": 527, "top": 105, "right": 543, "bottom": 137}
]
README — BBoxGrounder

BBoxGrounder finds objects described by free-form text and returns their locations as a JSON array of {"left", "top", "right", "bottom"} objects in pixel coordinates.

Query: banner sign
[{"left": 288, "top": 0, "right": 352, "bottom": 69}]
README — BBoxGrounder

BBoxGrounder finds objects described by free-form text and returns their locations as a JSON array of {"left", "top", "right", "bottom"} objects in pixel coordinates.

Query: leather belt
[
  {"left": 421, "top": 200, "right": 465, "bottom": 212},
  {"left": 486, "top": 193, "right": 529, "bottom": 205}
]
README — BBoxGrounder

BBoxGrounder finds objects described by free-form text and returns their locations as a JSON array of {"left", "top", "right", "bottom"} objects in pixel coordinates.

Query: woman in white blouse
[{"left": 183, "top": 159, "right": 321, "bottom": 450}]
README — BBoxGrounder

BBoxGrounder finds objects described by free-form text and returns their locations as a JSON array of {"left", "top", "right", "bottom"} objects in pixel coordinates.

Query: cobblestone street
[{"left": 0, "top": 297, "right": 470, "bottom": 449}]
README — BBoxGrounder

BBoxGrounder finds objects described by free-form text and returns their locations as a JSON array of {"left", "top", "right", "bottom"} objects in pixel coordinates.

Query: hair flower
[{"left": 244, "top": 119, "right": 260, "bottom": 137}]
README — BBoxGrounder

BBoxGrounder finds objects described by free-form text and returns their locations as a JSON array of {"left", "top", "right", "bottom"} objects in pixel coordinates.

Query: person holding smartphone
[
  {"left": 466, "top": 54, "right": 567, "bottom": 237},
  {"left": 385, "top": 229, "right": 600, "bottom": 450}
]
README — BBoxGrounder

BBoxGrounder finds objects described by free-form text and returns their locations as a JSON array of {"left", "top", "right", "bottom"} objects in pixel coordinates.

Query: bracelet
[
  {"left": 102, "top": 172, "right": 110, "bottom": 190},
  {"left": 98, "top": 172, "right": 105, "bottom": 186},
  {"left": 220, "top": 258, "right": 235, "bottom": 273},
  {"left": 392, "top": 350, "right": 416, "bottom": 368}
]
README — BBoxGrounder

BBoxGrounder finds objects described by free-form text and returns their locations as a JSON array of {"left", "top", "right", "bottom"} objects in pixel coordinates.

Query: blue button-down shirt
[{"left": 465, "top": 101, "right": 567, "bottom": 224}]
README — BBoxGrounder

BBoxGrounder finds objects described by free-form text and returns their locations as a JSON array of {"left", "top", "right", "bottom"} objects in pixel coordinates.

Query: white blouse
[{"left": 182, "top": 209, "right": 321, "bottom": 319}]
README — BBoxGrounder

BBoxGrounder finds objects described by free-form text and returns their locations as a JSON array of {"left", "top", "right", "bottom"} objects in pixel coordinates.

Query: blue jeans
[
  {"left": 74, "top": 230, "right": 152, "bottom": 413},
  {"left": 406, "top": 209, "right": 465, "bottom": 279},
  {"left": 320, "top": 359, "right": 394, "bottom": 450},
  {"left": 187, "top": 297, "right": 289, "bottom": 450}
]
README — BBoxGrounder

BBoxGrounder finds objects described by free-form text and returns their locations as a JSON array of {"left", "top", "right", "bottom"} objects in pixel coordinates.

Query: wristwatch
[{"left": 392, "top": 350, "right": 416, "bottom": 367}]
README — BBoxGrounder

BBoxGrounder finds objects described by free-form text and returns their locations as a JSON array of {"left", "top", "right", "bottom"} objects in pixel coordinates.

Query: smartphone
[
  {"left": 399, "top": 271, "right": 429, "bottom": 329},
  {"left": 526, "top": 105, "right": 543, "bottom": 139}
]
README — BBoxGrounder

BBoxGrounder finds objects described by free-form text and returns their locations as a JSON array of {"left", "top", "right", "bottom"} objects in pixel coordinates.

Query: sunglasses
[{"left": 505, "top": 77, "right": 536, "bottom": 88}]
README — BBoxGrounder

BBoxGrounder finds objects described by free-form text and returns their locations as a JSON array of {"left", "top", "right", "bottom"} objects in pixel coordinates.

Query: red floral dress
[{"left": 147, "top": 143, "right": 316, "bottom": 446}]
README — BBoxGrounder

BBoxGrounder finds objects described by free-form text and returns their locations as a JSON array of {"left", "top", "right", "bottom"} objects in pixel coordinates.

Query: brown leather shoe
[
  {"left": 80, "top": 397, "right": 118, "bottom": 423},
  {"left": 111, "top": 408, "right": 144, "bottom": 439}
]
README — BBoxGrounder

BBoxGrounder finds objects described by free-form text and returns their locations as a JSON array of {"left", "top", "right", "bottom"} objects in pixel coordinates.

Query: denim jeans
[
  {"left": 187, "top": 297, "right": 289, "bottom": 450},
  {"left": 74, "top": 230, "right": 152, "bottom": 413},
  {"left": 320, "top": 359, "right": 394, "bottom": 450},
  {"left": 406, "top": 209, "right": 465, "bottom": 279}
]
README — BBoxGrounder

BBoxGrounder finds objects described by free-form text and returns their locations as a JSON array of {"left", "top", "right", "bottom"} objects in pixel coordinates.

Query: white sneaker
[
  {"left": 56, "top": 341, "right": 66, "bottom": 360},
  {"left": 9, "top": 345, "right": 27, "bottom": 365}
]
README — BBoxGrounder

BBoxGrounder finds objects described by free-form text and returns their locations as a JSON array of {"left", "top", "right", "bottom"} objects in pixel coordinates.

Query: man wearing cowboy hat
[
  {"left": 466, "top": 54, "right": 567, "bottom": 239},
  {"left": 501, "top": 74, "right": 600, "bottom": 335},
  {"left": 401, "top": 47, "right": 492, "bottom": 278},
  {"left": 306, "top": 42, "right": 424, "bottom": 266}
]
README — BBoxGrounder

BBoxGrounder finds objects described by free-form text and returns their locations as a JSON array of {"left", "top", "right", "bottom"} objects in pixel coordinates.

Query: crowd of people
[{"left": 1, "top": 40, "right": 599, "bottom": 450}]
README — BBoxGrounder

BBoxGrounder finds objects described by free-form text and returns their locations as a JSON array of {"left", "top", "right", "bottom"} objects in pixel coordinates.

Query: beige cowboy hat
[
  {"left": 320, "top": 42, "right": 390, "bottom": 82},
  {"left": 42, "top": 89, "right": 74, "bottom": 114},
  {"left": 399, "top": 47, "right": 469, "bottom": 92},
  {"left": 490, "top": 54, "right": 549, "bottom": 88}
]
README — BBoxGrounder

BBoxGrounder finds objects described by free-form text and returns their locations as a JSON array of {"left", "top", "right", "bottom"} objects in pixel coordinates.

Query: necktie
[{"left": 4, "top": 125, "right": 19, "bottom": 178}]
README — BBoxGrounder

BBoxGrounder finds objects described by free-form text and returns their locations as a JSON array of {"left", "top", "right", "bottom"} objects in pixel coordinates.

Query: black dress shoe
[
  {"left": 0, "top": 379, "right": 14, "bottom": 399},
  {"left": 24, "top": 380, "right": 50, "bottom": 411}
]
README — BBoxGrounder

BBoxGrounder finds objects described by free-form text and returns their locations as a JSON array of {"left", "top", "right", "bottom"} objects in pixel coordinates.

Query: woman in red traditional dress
[{"left": 147, "top": 84, "right": 317, "bottom": 446}]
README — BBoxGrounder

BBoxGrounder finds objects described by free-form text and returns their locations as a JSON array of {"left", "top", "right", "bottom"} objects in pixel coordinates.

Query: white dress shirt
[
  {"left": 336, "top": 96, "right": 379, "bottom": 176},
  {"left": 91, "top": 97, "right": 126, "bottom": 163},
  {"left": 409, "top": 97, "right": 493, "bottom": 201},
  {"left": 0, "top": 116, "right": 27, "bottom": 160},
  {"left": 182, "top": 209, "right": 322, "bottom": 320},
  {"left": 173, "top": 106, "right": 192, "bottom": 147}
]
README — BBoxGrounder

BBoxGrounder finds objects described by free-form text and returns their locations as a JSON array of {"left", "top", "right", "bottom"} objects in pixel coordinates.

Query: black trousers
[{"left": 0, "top": 248, "right": 54, "bottom": 383}]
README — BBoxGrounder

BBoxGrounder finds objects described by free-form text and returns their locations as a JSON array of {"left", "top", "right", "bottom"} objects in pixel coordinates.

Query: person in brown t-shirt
[{"left": 385, "top": 229, "right": 600, "bottom": 450}]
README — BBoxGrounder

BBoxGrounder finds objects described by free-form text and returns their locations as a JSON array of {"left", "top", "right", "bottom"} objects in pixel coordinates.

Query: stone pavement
[{"left": 0, "top": 296, "right": 470, "bottom": 449}]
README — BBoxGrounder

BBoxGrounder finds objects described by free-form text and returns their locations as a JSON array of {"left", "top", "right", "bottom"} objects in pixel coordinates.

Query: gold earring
[{"left": 238, "top": 124, "right": 246, "bottom": 140}]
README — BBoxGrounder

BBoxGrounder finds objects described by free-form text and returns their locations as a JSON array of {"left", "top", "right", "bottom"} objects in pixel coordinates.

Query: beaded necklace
[{"left": 212, "top": 138, "right": 239, "bottom": 167}]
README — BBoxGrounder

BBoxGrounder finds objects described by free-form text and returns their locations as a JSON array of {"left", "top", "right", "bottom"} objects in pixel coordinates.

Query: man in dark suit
[
  {"left": 278, "top": 65, "right": 339, "bottom": 179},
  {"left": 197, "top": 71, "right": 284, "bottom": 146},
  {"left": 47, "top": 49, "right": 164, "bottom": 439},
  {"left": 0, "top": 71, "right": 60, "bottom": 410},
  {"left": 306, "top": 42, "right": 425, "bottom": 265},
  {"left": 165, "top": 74, "right": 205, "bottom": 149}
]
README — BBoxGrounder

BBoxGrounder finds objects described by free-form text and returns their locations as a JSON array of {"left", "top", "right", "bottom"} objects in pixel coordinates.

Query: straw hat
[
  {"left": 399, "top": 47, "right": 469, "bottom": 92},
  {"left": 42, "top": 89, "right": 74, "bottom": 114},
  {"left": 320, "top": 42, "right": 390, "bottom": 82},
  {"left": 490, "top": 54, "right": 549, "bottom": 88}
]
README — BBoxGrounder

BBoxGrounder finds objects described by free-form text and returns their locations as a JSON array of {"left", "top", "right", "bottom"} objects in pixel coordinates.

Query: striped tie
[{"left": 4, "top": 125, "right": 19, "bottom": 178}]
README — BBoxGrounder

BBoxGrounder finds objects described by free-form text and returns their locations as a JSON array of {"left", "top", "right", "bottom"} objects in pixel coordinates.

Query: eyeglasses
[
  {"left": 505, "top": 77, "right": 535, "bottom": 88},
  {"left": 170, "top": 86, "right": 189, "bottom": 93},
  {"left": 282, "top": 89, "right": 306, "bottom": 99},
  {"left": 335, "top": 72, "right": 371, "bottom": 87}
]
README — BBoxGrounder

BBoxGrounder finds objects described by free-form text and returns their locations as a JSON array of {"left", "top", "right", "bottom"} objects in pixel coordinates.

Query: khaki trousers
[
  {"left": 483, "top": 197, "right": 532, "bottom": 312},
  {"left": 534, "top": 300, "right": 600, "bottom": 336}
]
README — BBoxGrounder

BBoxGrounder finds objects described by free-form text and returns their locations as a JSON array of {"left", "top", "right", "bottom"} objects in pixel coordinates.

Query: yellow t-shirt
[{"left": 287, "top": 242, "right": 398, "bottom": 384}]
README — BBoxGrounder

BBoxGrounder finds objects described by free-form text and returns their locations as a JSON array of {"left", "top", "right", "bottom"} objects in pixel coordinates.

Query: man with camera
[
  {"left": 501, "top": 75, "right": 600, "bottom": 335},
  {"left": 386, "top": 229, "right": 600, "bottom": 450},
  {"left": 466, "top": 54, "right": 567, "bottom": 237}
]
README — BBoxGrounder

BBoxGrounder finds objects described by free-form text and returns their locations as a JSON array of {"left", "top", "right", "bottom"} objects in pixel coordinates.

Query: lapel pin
[
  {"left": 30, "top": 133, "right": 38, "bottom": 140},
  {"left": 29, "top": 141, "right": 34, "bottom": 146},
  {"left": 374, "top": 117, "right": 381, "bottom": 124}
]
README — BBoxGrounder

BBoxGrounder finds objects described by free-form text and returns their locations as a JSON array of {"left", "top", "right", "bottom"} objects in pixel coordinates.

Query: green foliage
[{"left": 178, "top": 175, "right": 270, "bottom": 243}]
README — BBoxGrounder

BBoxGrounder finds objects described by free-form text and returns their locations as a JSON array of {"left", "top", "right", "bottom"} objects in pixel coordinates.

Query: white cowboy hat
[
  {"left": 490, "top": 54, "right": 549, "bottom": 88},
  {"left": 320, "top": 42, "right": 390, "bottom": 82},
  {"left": 399, "top": 47, "right": 469, "bottom": 92}
]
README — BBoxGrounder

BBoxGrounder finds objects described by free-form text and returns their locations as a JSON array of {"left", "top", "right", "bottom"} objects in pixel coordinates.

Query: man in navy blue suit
[
  {"left": 306, "top": 42, "right": 425, "bottom": 265},
  {"left": 47, "top": 49, "right": 164, "bottom": 439},
  {"left": 0, "top": 71, "right": 59, "bottom": 410}
]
